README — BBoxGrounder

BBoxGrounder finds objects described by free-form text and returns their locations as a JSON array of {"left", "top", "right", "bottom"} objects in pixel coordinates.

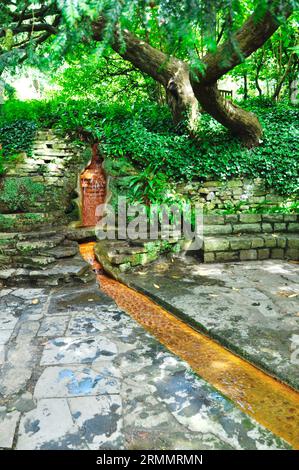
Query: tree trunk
[
  {"left": 255, "top": 74, "right": 263, "bottom": 96},
  {"left": 92, "top": 23, "right": 198, "bottom": 129},
  {"left": 191, "top": 82, "right": 262, "bottom": 147},
  {"left": 272, "top": 53, "right": 295, "bottom": 101},
  {"left": 243, "top": 73, "right": 248, "bottom": 100},
  {"left": 164, "top": 65, "right": 199, "bottom": 130},
  {"left": 254, "top": 49, "right": 264, "bottom": 96}
]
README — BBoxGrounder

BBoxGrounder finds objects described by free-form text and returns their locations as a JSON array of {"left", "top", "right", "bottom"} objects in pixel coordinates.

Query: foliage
[
  {"left": 0, "top": 177, "right": 44, "bottom": 212},
  {"left": 0, "top": 118, "right": 37, "bottom": 174},
  {"left": 3, "top": 94, "right": 297, "bottom": 196}
]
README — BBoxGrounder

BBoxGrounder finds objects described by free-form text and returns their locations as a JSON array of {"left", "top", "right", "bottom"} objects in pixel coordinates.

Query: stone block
[
  {"left": 204, "top": 238, "right": 230, "bottom": 251},
  {"left": 230, "top": 238, "right": 252, "bottom": 250},
  {"left": 287, "top": 237, "right": 299, "bottom": 249},
  {"left": 227, "top": 180, "right": 243, "bottom": 188},
  {"left": 202, "top": 180, "right": 222, "bottom": 188},
  {"left": 284, "top": 214, "right": 297, "bottom": 222},
  {"left": 215, "top": 251, "right": 239, "bottom": 262},
  {"left": 271, "top": 248, "right": 284, "bottom": 259},
  {"left": 276, "top": 237, "right": 287, "bottom": 248},
  {"left": 251, "top": 237, "right": 264, "bottom": 248},
  {"left": 203, "top": 224, "right": 232, "bottom": 235},
  {"left": 274, "top": 223, "right": 286, "bottom": 232},
  {"left": 225, "top": 214, "right": 239, "bottom": 223},
  {"left": 263, "top": 236, "right": 277, "bottom": 248},
  {"left": 288, "top": 223, "right": 299, "bottom": 233},
  {"left": 262, "top": 214, "right": 284, "bottom": 223},
  {"left": 258, "top": 248, "right": 270, "bottom": 260},
  {"left": 285, "top": 248, "right": 299, "bottom": 260},
  {"left": 233, "top": 224, "right": 261, "bottom": 234},
  {"left": 203, "top": 252, "right": 215, "bottom": 263},
  {"left": 261, "top": 223, "right": 273, "bottom": 233},
  {"left": 204, "top": 215, "right": 225, "bottom": 225},
  {"left": 239, "top": 214, "right": 262, "bottom": 224},
  {"left": 240, "top": 249, "right": 257, "bottom": 261}
]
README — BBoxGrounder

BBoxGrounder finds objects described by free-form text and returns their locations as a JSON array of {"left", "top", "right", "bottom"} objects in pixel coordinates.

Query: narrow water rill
[
  {"left": 80, "top": 242, "right": 299, "bottom": 449},
  {"left": 80, "top": 143, "right": 106, "bottom": 227}
]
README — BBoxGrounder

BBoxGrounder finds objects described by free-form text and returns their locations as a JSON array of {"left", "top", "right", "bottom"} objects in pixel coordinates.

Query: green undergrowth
[{"left": 0, "top": 97, "right": 297, "bottom": 199}]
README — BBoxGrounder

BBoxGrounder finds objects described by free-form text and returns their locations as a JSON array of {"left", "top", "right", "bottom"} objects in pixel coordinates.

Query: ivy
[{"left": 0, "top": 120, "right": 37, "bottom": 175}]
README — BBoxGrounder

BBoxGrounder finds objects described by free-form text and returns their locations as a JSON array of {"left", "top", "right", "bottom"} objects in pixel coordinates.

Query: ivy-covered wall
[{"left": 103, "top": 155, "right": 297, "bottom": 214}]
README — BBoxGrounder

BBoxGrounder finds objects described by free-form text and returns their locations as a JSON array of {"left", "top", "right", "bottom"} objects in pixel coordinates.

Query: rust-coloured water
[
  {"left": 81, "top": 144, "right": 106, "bottom": 227},
  {"left": 80, "top": 242, "right": 299, "bottom": 448}
]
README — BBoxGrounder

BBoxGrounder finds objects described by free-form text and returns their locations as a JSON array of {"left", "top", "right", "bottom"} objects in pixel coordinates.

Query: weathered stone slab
[
  {"left": 40, "top": 336, "right": 118, "bottom": 365},
  {"left": 67, "top": 313, "right": 107, "bottom": 336},
  {"left": 0, "top": 410, "right": 20, "bottom": 448},
  {"left": 0, "top": 344, "right": 4, "bottom": 364},
  {"left": 203, "top": 224, "right": 232, "bottom": 235},
  {"left": 239, "top": 214, "right": 262, "bottom": 224},
  {"left": 233, "top": 224, "right": 261, "bottom": 234},
  {"left": 0, "top": 329, "right": 13, "bottom": 345},
  {"left": 204, "top": 238, "right": 230, "bottom": 251},
  {"left": 17, "top": 398, "right": 83, "bottom": 450},
  {"left": 0, "top": 313, "right": 18, "bottom": 330},
  {"left": 38, "top": 316, "right": 69, "bottom": 337},
  {"left": 34, "top": 366, "right": 120, "bottom": 398},
  {"left": 69, "top": 395, "right": 123, "bottom": 450}
]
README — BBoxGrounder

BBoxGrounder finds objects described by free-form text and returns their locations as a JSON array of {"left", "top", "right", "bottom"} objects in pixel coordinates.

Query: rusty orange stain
[{"left": 80, "top": 242, "right": 299, "bottom": 448}]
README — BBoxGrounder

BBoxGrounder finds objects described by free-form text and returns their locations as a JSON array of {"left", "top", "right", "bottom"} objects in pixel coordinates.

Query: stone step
[
  {"left": 203, "top": 233, "right": 299, "bottom": 262},
  {"left": 32, "top": 150, "right": 75, "bottom": 157},
  {"left": 16, "top": 235, "right": 66, "bottom": 253},
  {"left": 0, "top": 256, "right": 91, "bottom": 286}
]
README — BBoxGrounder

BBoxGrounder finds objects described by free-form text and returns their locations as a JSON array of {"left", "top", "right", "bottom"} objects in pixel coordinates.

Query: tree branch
[{"left": 200, "top": 1, "right": 293, "bottom": 85}]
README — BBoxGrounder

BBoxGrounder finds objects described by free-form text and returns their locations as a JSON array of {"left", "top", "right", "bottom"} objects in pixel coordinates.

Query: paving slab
[
  {"left": 0, "top": 344, "right": 4, "bottom": 365},
  {"left": 0, "top": 329, "right": 13, "bottom": 345},
  {"left": 122, "top": 258, "right": 299, "bottom": 390},
  {"left": 16, "top": 398, "right": 85, "bottom": 450},
  {"left": 0, "top": 312, "right": 18, "bottom": 330},
  {"left": 0, "top": 410, "right": 20, "bottom": 448},
  {"left": 34, "top": 366, "right": 120, "bottom": 398},
  {"left": 67, "top": 313, "right": 107, "bottom": 336},
  {"left": 38, "top": 316, "right": 69, "bottom": 337},
  {"left": 40, "top": 336, "right": 118, "bottom": 365},
  {"left": 68, "top": 395, "right": 123, "bottom": 449}
]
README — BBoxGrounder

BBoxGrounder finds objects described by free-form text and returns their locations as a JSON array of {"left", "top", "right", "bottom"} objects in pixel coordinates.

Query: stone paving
[
  {"left": 0, "top": 280, "right": 290, "bottom": 450},
  {"left": 123, "top": 258, "right": 299, "bottom": 390}
]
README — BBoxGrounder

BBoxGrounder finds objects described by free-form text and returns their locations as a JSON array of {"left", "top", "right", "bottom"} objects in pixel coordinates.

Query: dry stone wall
[
  {"left": 177, "top": 178, "right": 295, "bottom": 212},
  {"left": 0, "top": 129, "right": 90, "bottom": 232}
]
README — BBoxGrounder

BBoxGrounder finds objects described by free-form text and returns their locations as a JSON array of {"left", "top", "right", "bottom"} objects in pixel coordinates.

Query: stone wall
[
  {"left": 203, "top": 213, "right": 299, "bottom": 262},
  {"left": 0, "top": 129, "right": 90, "bottom": 232},
  {"left": 176, "top": 178, "right": 295, "bottom": 212}
]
